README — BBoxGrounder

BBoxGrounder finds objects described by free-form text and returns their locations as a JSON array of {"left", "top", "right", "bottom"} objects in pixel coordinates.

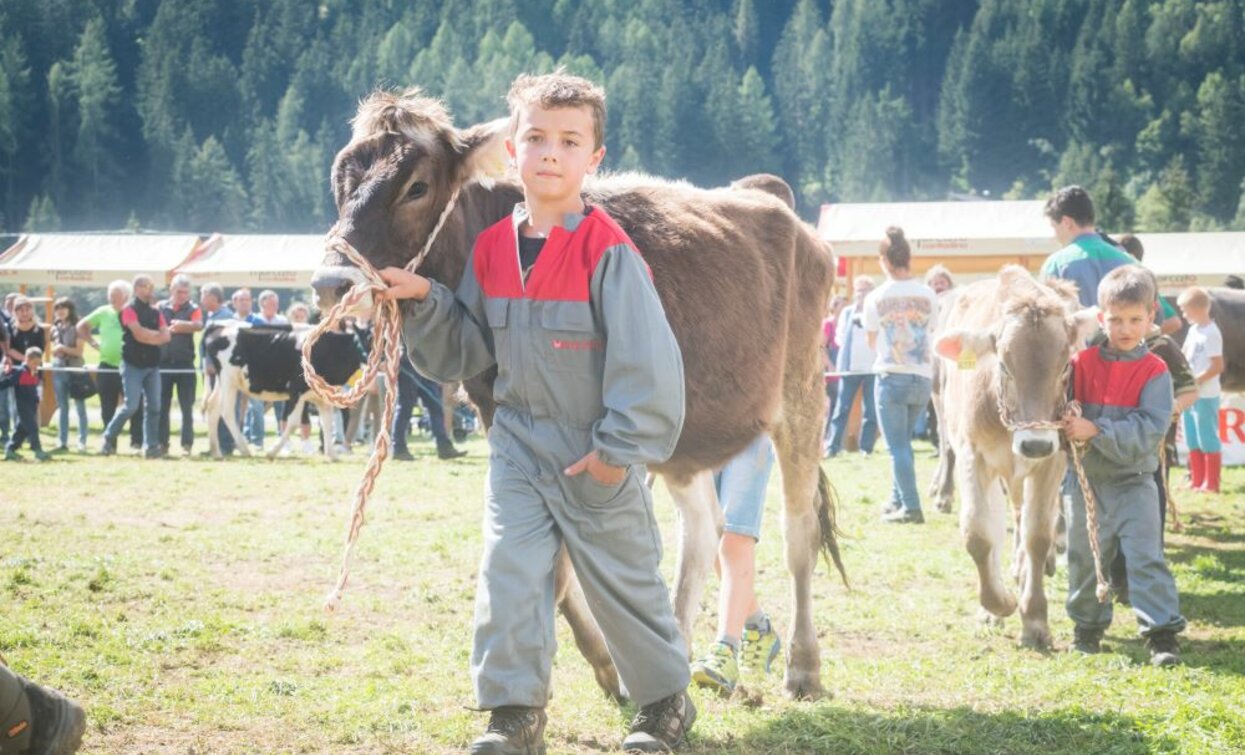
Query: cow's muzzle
[
  {"left": 1013, "top": 429, "right": 1059, "bottom": 460},
  {"left": 311, "top": 265, "right": 372, "bottom": 312}
]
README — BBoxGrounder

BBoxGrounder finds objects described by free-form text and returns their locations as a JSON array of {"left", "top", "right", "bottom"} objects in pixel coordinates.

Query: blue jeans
[
  {"left": 876, "top": 373, "right": 932, "bottom": 513},
  {"left": 244, "top": 398, "right": 265, "bottom": 447},
  {"left": 104, "top": 362, "right": 160, "bottom": 451},
  {"left": 1181, "top": 396, "right": 1221, "bottom": 453},
  {"left": 0, "top": 385, "right": 11, "bottom": 442},
  {"left": 393, "top": 360, "right": 452, "bottom": 451},
  {"left": 826, "top": 374, "right": 877, "bottom": 455},
  {"left": 713, "top": 434, "right": 775, "bottom": 541},
  {"left": 53, "top": 370, "right": 89, "bottom": 448}
]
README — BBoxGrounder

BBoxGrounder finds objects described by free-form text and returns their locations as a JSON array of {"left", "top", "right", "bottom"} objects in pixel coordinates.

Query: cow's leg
[
  {"left": 931, "top": 441, "right": 956, "bottom": 514},
  {"left": 665, "top": 471, "right": 722, "bottom": 657},
  {"left": 958, "top": 449, "right": 1016, "bottom": 618},
  {"left": 203, "top": 381, "right": 222, "bottom": 459},
  {"left": 219, "top": 379, "right": 251, "bottom": 457},
  {"left": 266, "top": 394, "right": 307, "bottom": 459},
  {"left": 552, "top": 544, "right": 623, "bottom": 702},
  {"left": 1016, "top": 460, "right": 1063, "bottom": 649},
  {"left": 771, "top": 368, "right": 836, "bottom": 701}
]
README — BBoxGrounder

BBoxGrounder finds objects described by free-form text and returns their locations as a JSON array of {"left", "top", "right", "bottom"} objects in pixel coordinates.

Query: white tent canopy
[
  {"left": 818, "top": 200, "right": 1060, "bottom": 258},
  {"left": 1133, "top": 232, "right": 1245, "bottom": 294},
  {"left": 173, "top": 234, "right": 325, "bottom": 288},
  {"left": 0, "top": 233, "right": 202, "bottom": 286}
]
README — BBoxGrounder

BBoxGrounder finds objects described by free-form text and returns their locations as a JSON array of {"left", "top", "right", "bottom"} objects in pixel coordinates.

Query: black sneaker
[
  {"left": 881, "top": 508, "right": 924, "bottom": 524},
  {"left": 1072, "top": 626, "right": 1103, "bottom": 655},
  {"left": 622, "top": 691, "right": 696, "bottom": 752},
  {"left": 1147, "top": 630, "right": 1181, "bottom": 667},
  {"left": 20, "top": 674, "right": 87, "bottom": 755},
  {"left": 392, "top": 448, "right": 415, "bottom": 462},
  {"left": 470, "top": 706, "right": 546, "bottom": 755},
  {"left": 99, "top": 439, "right": 116, "bottom": 456},
  {"left": 437, "top": 442, "right": 467, "bottom": 460}
]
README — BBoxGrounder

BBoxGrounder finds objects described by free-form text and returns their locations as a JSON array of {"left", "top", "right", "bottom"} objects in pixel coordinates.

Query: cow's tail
[{"left": 817, "top": 467, "right": 850, "bottom": 589}]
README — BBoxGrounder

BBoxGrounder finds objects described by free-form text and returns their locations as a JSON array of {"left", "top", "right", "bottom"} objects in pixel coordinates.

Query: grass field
[{"left": 2, "top": 429, "right": 1243, "bottom": 754}]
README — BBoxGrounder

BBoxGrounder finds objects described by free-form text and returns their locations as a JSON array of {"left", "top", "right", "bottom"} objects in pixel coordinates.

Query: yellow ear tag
[{"left": 957, "top": 347, "right": 977, "bottom": 371}]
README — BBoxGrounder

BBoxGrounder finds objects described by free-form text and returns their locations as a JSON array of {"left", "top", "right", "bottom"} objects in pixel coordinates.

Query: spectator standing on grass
[
  {"left": 286, "top": 302, "right": 315, "bottom": 451},
  {"left": 231, "top": 288, "right": 267, "bottom": 447},
  {"left": 51, "top": 298, "right": 89, "bottom": 453},
  {"left": 864, "top": 227, "right": 939, "bottom": 524},
  {"left": 3, "top": 346, "right": 49, "bottom": 461},
  {"left": 79, "top": 280, "right": 140, "bottom": 446},
  {"left": 391, "top": 350, "right": 467, "bottom": 461},
  {"left": 6, "top": 296, "right": 47, "bottom": 364},
  {"left": 826, "top": 275, "right": 878, "bottom": 457},
  {"left": 0, "top": 300, "right": 13, "bottom": 447},
  {"left": 1177, "top": 286, "right": 1224, "bottom": 494},
  {"left": 255, "top": 289, "right": 290, "bottom": 435},
  {"left": 157, "top": 275, "right": 203, "bottom": 457},
  {"left": 101, "top": 275, "right": 169, "bottom": 458},
  {"left": 821, "top": 294, "right": 846, "bottom": 452}
]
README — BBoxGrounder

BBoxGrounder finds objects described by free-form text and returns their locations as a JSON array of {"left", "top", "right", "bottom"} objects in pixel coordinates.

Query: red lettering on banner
[{"left": 1221, "top": 408, "right": 1245, "bottom": 444}]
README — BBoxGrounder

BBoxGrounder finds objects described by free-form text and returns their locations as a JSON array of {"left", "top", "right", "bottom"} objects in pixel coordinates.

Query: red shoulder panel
[
  {"left": 1073, "top": 346, "right": 1169, "bottom": 408},
  {"left": 472, "top": 218, "right": 523, "bottom": 299}
]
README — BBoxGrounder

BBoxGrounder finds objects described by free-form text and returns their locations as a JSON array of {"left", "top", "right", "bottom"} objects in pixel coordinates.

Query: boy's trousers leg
[
  {"left": 552, "top": 470, "right": 689, "bottom": 707},
  {"left": 471, "top": 461, "right": 561, "bottom": 710},
  {"left": 1066, "top": 481, "right": 1119, "bottom": 631},
  {"left": 1113, "top": 475, "right": 1186, "bottom": 637}
]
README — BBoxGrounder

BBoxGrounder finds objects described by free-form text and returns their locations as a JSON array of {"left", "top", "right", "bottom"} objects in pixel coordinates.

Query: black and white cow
[{"left": 202, "top": 323, "right": 362, "bottom": 459}]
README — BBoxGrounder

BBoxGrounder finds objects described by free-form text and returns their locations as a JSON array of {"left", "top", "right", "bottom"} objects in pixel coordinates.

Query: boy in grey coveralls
[
  {"left": 1063, "top": 265, "right": 1185, "bottom": 666},
  {"left": 380, "top": 73, "right": 694, "bottom": 754}
]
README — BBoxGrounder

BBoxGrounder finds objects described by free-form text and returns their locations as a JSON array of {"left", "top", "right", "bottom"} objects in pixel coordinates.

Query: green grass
[{"left": 2, "top": 431, "right": 1243, "bottom": 754}]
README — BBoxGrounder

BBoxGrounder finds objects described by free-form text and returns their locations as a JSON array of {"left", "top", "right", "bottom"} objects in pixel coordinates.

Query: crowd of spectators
[{"left": 0, "top": 278, "right": 471, "bottom": 462}]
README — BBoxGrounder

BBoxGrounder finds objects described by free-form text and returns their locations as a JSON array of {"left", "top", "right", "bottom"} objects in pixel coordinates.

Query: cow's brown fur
[{"left": 314, "top": 89, "right": 843, "bottom": 699}]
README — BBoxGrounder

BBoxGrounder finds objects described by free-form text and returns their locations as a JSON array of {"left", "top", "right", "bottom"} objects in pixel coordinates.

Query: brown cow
[
  {"left": 933, "top": 267, "right": 1097, "bottom": 648},
  {"left": 309, "top": 89, "right": 845, "bottom": 699}
]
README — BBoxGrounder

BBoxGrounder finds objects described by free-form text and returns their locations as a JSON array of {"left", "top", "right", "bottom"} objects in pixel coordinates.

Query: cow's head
[
  {"left": 935, "top": 268, "right": 1098, "bottom": 460},
  {"left": 311, "top": 88, "right": 508, "bottom": 310}
]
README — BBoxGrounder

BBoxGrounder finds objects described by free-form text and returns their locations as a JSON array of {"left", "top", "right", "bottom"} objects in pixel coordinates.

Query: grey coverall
[
  {"left": 404, "top": 205, "right": 690, "bottom": 708},
  {"left": 1066, "top": 344, "right": 1186, "bottom": 637}
]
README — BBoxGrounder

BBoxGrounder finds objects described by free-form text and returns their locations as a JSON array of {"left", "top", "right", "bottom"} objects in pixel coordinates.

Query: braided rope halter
[
  {"left": 302, "top": 188, "right": 461, "bottom": 612},
  {"left": 994, "top": 360, "right": 1112, "bottom": 604}
]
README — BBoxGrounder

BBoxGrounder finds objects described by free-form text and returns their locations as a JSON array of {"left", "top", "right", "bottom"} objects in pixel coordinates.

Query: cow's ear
[
  {"left": 455, "top": 118, "right": 510, "bottom": 186},
  {"left": 934, "top": 329, "right": 996, "bottom": 363},
  {"left": 1067, "top": 307, "right": 1100, "bottom": 350}
]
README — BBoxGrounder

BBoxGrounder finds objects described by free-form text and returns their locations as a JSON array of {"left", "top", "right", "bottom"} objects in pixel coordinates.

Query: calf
[
  {"left": 934, "top": 267, "right": 1097, "bottom": 648},
  {"left": 202, "top": 323, "right": 362, "bottom": 459}
]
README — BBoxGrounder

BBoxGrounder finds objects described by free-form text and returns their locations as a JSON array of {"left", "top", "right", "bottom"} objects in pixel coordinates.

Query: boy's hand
[
  {"left": 1063, "top": 414, "right": 1099, "bottom": 442},
  {"left": 377, "top": 267, "right": 432, "bottom": 302},
  {"left": 564, "top": 450, "right": 626, "bottom": 487}
]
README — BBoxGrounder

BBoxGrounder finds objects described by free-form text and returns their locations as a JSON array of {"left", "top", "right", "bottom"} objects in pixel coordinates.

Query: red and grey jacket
[
  {"left": 1070, "top": 344, "right": 1173, "bottom": 479},
  {"left": 404, "top": 204, "right": 685, "bottom": 467}
]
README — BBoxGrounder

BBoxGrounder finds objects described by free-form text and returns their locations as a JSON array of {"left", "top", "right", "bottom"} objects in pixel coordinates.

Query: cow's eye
[{"left": 406, "top": 181, "right": 429, "bottom": 200}]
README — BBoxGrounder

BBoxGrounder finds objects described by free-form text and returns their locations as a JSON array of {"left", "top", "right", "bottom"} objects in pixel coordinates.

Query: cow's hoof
[
  {"left": 976, "top": 607, "right": 1005, "bottom": 628},
  {"left": 980, "top": 590, "right": 1018, "bottom": 619},
  {"left": 1020, "top": 625, "right": 1053, "bottom": 651},
  {"left": 782, "top": 672, "right": 825, "bottom": 701},
  {"left": 935, "top": 496, "right": 953, "bottom": 514}
]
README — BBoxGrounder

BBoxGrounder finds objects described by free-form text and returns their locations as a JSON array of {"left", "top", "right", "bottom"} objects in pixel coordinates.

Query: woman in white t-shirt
[
  {"left": 863, "top": 227, "right": 939, "bottom": 523},
  {"left": 1177, "top": 286, "right": 1224, "bottom": 493}
]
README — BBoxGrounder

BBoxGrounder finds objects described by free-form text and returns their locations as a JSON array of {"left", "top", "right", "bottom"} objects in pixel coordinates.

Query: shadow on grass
[{"left": 697, "top": 704, "right": 1177, "bottom": 755}]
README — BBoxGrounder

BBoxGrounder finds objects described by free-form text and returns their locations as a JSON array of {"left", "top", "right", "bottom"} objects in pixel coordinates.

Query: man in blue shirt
[{"left": 1038, "top": 186, "right": 1135, "bottom": 308}]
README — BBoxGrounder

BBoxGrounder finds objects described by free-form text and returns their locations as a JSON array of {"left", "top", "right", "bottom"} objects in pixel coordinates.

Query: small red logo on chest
[{"left": 552, "top": 338, "right": 603, "bottom": 351}]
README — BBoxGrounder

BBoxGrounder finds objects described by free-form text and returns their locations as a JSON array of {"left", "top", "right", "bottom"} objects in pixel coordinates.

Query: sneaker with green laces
[
  {"left": 740, "top": 619, "right": 782, "bottom": 675},
  {"left": 690, "top": 641, "right": 738, "bottom": 696}
]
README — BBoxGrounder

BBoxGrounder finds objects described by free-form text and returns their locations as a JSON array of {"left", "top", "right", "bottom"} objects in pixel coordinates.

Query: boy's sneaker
[
  {"left": 622, "top": 690, "right": 696, "bottom": 752},
  {"left": 99, "top": 439, "right": 116, "bottom": 456},
  {"left": 1147, "top": 631, "right": 1181, "bottom": 667},
  {"left": 1072, "top": 626, "right": 1103, "bottom": 655},
  {"left": 470, "top": 706, "right": 546, "bottom": 755},
  {"left": 882, "top": 508, "right": 924, "bottom": 524},
  {"left": 4, "top": 449, "right": 20, "bottom": 461},
  {"left": 690, "top": 641, "right": 738, "bottom": 696},
  {"left": 740, "top": 619, "right": 782, "bottom": 676},
  {"left": 34, "top": 451, "right": 51, "bottom": 462}
]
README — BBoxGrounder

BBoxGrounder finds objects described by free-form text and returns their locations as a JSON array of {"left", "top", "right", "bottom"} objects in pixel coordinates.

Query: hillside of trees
[{"left": 2, "top": 0, "right": 1244, "bottom": 234}]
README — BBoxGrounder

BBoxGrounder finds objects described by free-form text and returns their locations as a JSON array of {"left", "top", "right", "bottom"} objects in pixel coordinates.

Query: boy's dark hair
[
  {"left": 1044, "top": 186, "right": 1095, "bottom": 227},
  {"left": 507, "top": 70, "right": 607, "bottom": 150},
  {"left": 1118, "top": 233, "right": 1144, "bottom": 261},
  {"left": 879, "top": 226, "right": 911, "bottom": 269},
  {"left": 1098, "top": 264, "right": 1156, "bottom": 309}
]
